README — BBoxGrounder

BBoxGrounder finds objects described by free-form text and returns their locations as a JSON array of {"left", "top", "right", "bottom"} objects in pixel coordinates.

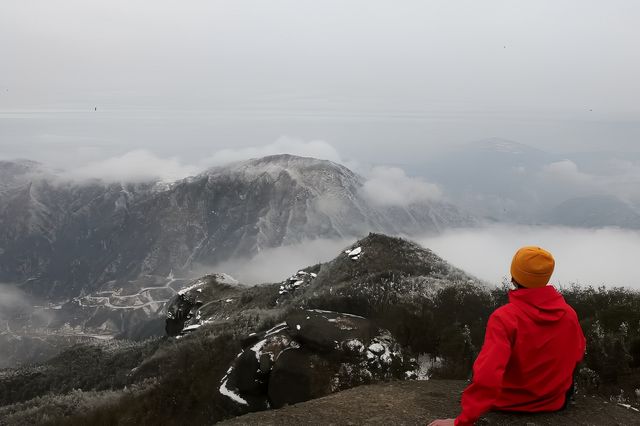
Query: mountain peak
[
  {"left": 202, "top": 153, "right": 360, "bottom": 193},
  {"left": 207, "top": 154, "right": 351, "bottom": 176}
]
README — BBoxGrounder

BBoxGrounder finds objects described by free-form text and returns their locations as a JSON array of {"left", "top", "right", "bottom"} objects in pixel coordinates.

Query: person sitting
[{"left": 428, "top": 246, "right": 586, "bottom": 426}]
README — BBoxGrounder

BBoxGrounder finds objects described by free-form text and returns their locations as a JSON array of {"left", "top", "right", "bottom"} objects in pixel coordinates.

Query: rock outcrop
[{"left": 220, "top": 309, "right": 410, "bottom": 411}]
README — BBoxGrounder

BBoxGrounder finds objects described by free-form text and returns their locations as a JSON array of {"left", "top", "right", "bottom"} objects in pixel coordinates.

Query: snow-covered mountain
[{"left": 0, "top": 154, "right": 474, "bottom": 302}]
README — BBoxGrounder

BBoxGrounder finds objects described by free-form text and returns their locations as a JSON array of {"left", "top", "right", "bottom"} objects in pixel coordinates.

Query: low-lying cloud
[
  {"left": 60, "top": 138, "right": 352, "bottom": 183},
  {"left": 0, "top": 283, "right": 33, "bottom": 320},
  {"left": 0, "top": 283, "right": 53, "bottom": 328},
  {"left": 200, "top": 238, "right": 353, "bottom": 285},
  {"left": 64, "top": 149, "right": 200, "bottom": 183},
  {"left": 361, "top": 166, "right": 442, "bottom": 206},
  {"left": 538, "top": 159, "right": 640, "bottom": 206},
  {"left": 195, "top": 225, "right": 640, "bottom": 290},
  {"left": 419, "top": 225, "right": 640, "bottom": 289}
]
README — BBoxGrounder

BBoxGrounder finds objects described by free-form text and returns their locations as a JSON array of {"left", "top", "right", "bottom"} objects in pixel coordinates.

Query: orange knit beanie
[{"left": 510, "top": 246, "right": 555, "bottom": 288}]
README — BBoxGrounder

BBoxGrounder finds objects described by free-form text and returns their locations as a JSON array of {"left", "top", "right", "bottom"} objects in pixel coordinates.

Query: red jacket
[{"left": 455, "top": 286, "right": 586, "bottom": 426}]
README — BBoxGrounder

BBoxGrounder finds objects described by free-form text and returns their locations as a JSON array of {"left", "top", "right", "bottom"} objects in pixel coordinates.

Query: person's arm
[{"left": 455, "top": 312, "right": 513, "bottom": 426}]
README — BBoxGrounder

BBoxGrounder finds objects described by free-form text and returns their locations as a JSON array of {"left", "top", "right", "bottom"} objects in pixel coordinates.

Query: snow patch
[
  {"left": 182, "top": 324, "right": 202, "bottom": 332},
  {"left": 368, "top": 343, "right": 385, "bottom": 354},
  {"left": 214, "top": 273, "right": 240, "bottom": 285},
  {"left": 250, "top": 339, "right": 268, "bottom": 360},
  {"left": 265, "top": 322, "right": 288, "bottom": 336},
  {"left": 219, "top": 378, "right": 248, "bottom": 405},
  {"left": 346, "top": 246, "right": 362, "bottom": 260},
  {"left": 617, "top": 403, "right": 640, "bottom": 412},
  {"left": 307, "top": 309, "right": 365, "bottom": 319},
  {"left": 345, "top": 339, "right": 365, "bottom": 353},
  {"left": 327, "top": 318, "right": 355, "bottom": 330},
  {"left": 178, "top": 280, "right": 205, "bottom": 295}
]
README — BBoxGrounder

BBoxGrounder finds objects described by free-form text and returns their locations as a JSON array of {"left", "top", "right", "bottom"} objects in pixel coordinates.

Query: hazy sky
[{"left": 1, "top": 0, "right": 639, "bottom": 168}]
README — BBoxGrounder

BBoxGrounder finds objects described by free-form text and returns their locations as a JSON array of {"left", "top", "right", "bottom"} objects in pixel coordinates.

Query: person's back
[
  {"left": 482, "top": 285, "right": 584, "bottom": 412},
  {"left": 429, "top": 246, "right": 586, "bottom": 426}
]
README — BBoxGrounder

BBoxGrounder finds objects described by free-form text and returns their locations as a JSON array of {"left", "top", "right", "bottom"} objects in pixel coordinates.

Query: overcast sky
[{"left": 1, "top": 0, "right": 639, "bottom": 168}]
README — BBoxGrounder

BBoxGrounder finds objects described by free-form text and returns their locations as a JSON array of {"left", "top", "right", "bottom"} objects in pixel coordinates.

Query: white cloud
[
  {"left": 0, "top": 283, "right": 32, "bottom": 317},
  {"left": 60, "top": 138, "right": 357, "bottom": 184},
  {"left": 64, "top": 150, "right": 200, "bottom": 183},
  {"left": 602, "top": 159, "right": 640, "bottom": 204},
  {"left": 419, "top": 225, "right": 640, "bottom": 289},
  {"left": 538, "top": 159, "right": 640, "bottom": 207},
  {"left": 200, "top": 137, "right": 344, "bottom": 168},
  {"left": 197, "top": 224, "right": 640, "bottom": 289},
  {"left": 541, "top": 160, "right": 594, "bottom": 187},
  {"left": 198, "top": 238, "right": 352, "bottom": 285},
  {"left": 360, "top": 166, "right": 442, "bottom": 207}
]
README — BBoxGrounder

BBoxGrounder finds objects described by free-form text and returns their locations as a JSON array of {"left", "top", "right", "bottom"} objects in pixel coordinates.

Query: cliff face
[{"left": 221, "top": 380, "right": 640, "bottom": 425}]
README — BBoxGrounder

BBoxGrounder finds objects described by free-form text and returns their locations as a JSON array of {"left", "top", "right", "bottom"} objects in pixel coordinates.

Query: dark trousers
[{"left": 560, "top": 379, "right": 575, "bottom": 411}]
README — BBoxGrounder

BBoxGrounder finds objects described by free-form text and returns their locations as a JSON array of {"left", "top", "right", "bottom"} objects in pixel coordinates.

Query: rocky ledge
[{"left": 221, "top": 380, "right": 640, "bottom": 425}]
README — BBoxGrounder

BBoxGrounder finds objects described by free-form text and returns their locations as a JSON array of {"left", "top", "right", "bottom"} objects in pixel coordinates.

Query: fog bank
[
  {"left": 203, "top": 238, "right": 353, "bottom": 284},
  {"left": 202, "top": 226, "right": 640, "bottom": 289},
  {"left": 419, "top": 225, "right": 640, "bottom": 289}
]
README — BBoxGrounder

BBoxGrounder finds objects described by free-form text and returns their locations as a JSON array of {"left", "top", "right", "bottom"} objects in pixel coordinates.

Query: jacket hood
[{"left": 508, "top": 285, "right": 568, "bottom": 323}]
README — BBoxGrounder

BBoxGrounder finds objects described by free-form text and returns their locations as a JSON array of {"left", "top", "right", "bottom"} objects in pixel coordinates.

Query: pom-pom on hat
[{"left": 510, "top": 246, "right": 555, "bottom": 288}]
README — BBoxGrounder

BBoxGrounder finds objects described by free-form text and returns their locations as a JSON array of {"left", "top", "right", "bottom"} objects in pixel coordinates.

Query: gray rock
[
  {"left": 286, "top": 310, "right": 375, "bottom": 353},
  {"left": 222, "top": 309, "right": 409, "bottom": 410}
]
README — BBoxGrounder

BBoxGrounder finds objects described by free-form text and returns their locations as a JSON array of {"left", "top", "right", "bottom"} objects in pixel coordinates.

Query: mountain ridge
[{"left": 0, "top": 154, "right": 475, "bottom": 301}]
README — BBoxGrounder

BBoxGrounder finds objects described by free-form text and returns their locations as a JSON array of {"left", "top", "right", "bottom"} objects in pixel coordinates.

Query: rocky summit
[{"left": 221, "top": 380, "right": 640, "bottom": 425}]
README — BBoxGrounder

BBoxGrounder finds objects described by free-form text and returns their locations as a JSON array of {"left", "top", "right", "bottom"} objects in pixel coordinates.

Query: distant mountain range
[
  {"left": 0, "top": 154, "right": 475, "bottom": 302},
  {"left": 420, "top": 138, "right": 640, "bottom": 226}
]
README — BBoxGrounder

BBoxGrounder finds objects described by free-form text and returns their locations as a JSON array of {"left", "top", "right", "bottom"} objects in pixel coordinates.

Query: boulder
[
  {"left": 286, "top": 310, "right": 375, "bottom": 353},
  {"left": 267, "top": 349, "right": 333, "bottom": 408},
  {"left": 220, "top": 309, "right": 409, "bottom": 411},
  {"left": 234, "top": 350, "right": 262, "bottom": 394},
  {"left": 165, "top": 294, "right": 201, "bottom": 336}
]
